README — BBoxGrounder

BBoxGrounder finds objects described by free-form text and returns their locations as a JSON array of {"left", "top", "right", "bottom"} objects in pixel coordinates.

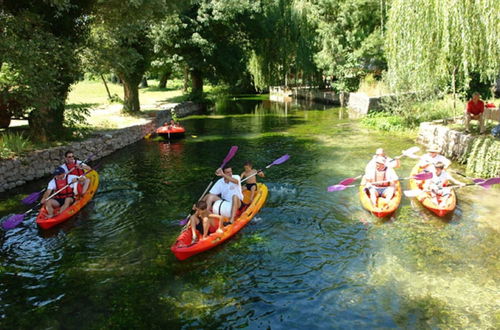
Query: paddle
[
  {"left": 336, "top": 147, "right": 421, "bottom": 186},
  {"left": 403, "top": 177, "right": 500, "bottom": 197},
  {"left": 21, "top": 154, "right": 95, "bottom": 205},
  {"left": 240, "top": 154, "right": 290, "bottom": 183},
  {"left": 449, "top": 169, "right": 486, "bottom": 184},
  {"left": 327, "top": 172, "right": 433, "bottom": 192},
  {"left": 178, "top": 146, "right": 239, "bottom": 226},
  {"left": 2, "top": 169, "right": 95, "bottom": 230}
]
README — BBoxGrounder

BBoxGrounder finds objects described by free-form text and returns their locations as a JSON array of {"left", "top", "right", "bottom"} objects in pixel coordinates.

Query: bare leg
[
  {"left": 230, "top": 195, "right": 242, "bottom": 223},
  {"left": 249, "top": 185, "right": 257, "bottom": 203},
  {"left": 45, "top": 199, "right": 61, "bottom": 218},
  {"left": 202, "top": 217, "right": 210, "bottom": 238},
  {"left": 369, "top": 187, "right": 379, "bottom": 207},
  {"left": 80, "top": 178, "right": 90, "bottom": 195},
  {"left": 203, "top": 194, "right": 220, "bottom": 212},
  {"left": 190, "top": 215, "right": 198, "bottom": 242},
  {"left": 59, "top": 197, "right": 74, "bottom": 214}
]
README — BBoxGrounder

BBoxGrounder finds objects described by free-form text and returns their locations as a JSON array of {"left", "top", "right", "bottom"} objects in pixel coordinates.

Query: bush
[{"left": 0, "top": 132, "right": 32, "bottom": 158}]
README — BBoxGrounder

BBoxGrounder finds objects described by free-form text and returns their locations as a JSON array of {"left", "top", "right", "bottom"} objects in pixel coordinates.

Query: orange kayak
[
  {"left": 36, "top": 170, "right": 99, "bottom": 229},
  {"left": 359, "top": 181, "right": 402, "bottom": 217},
  {"left": 408, "top": 164, "right": 456, "bottom": 217},
  {"left": 171, "top": 183, "right": 268, "bottom": 260},
  {"left": 156, "top": 126, "right": 185, "bottom": 138}
]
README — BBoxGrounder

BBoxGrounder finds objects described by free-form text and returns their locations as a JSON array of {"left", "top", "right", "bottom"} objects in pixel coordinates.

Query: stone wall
[
  {"left": 417, "top": 119, "right": 500, "bottom": 177},
  {"left": 269, "top": 86, "right": 341, "bottom": 105},
  {"left": 0, "top": 102, "right": 203, "bottom": 192},
  {"left": 347, "top": 92, "right": 391, "bottom": 114}
]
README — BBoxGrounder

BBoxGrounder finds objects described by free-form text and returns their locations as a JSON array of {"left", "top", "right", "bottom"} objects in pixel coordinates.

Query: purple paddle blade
[
  {"left": 220, "top": 146, "right": 238, "bottom": 168},
  {"left": 413, "top": 172, "right": 433, "bottom": 180},
  {"left": 327, "top": 184, "right": 349, "bottom": 192},
  {"left": 473, "top": 178, "right": 486, "bottom": 184},
  {"left": 478, "top": 177, "right": 500, "bottom": 189},
  {"left": 271, "top": 154, "right": 290, "bottom": 166},
  {"left": 21, "top": 191, "right": 42, "bottom": 205},
  {"left": 179, "top": 216, "right": 190, "bottom": 226},
  {"left": 2, "top": 214, "right": 26, "bottom": 230}
]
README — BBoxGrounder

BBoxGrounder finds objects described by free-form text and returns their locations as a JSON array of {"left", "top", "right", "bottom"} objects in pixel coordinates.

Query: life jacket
[
  {"left": 373, "top": 167, "right": 390, "bottom": 187},
  {"left": 53, "top": 177, "right": 74, "bottom": 199},
  {"left": 66, "top": 161, "right": 85, "bottom": 176}
]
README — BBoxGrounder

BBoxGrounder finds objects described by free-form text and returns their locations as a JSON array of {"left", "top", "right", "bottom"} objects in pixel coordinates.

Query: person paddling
[
  {"left": 241, "top": 161, "right": 264, "bottom": 204},
  {"left": 364, "top": 156, "right": 399, "bottom": 208},
  {"left": 203, "top": 166, "right": 243, "bottom": 231},
  {"left": 61, "top": 150, "right": 91, "bottom": 195},
  {"left": 365, "top": 148, "right": 401, "bottom": 173},
  {"left": 424, "top": 162, "right": 465, "bottom": 207},
  {"left": 41, "top": 167, "right": 79, "bottom": 218},
  {"left": 418, "top": 145, "right": 451, "bottom": 171}
]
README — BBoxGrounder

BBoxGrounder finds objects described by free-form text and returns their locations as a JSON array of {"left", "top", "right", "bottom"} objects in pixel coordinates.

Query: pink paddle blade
[
  {"left": 2, "top": 214, "right": 26, "bottom": 230},
  {"left": 413, "top": 172, "right": 433, "bottom": 180},
  {"left": 339, "top": 177, "right": 359, "bottom": 186},
  {"left": 473, "top": 178, "right": 486, "bottom": 184},
  {"left": 327, "top": 184, "right": 348, "bottom": 192}
]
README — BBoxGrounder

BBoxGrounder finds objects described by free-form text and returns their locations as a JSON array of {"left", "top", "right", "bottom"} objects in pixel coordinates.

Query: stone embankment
[
  {"left": 0, "top": 102, "right": 202, "bottom": 192},
  {"left": 417, "top": 119, "right": 500, "bottom": 177}
]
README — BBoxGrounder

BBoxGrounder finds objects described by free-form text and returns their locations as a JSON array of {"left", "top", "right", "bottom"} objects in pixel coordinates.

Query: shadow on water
[{"left": 0, "top": 97, "right": 499, "bottom": 328}]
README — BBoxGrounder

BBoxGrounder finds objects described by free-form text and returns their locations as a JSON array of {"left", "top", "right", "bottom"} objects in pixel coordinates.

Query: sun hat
[
  {"left": 375, "top": 148, "right": 385, "bottom": 155},
  {"left": 427, "top": 144, "right": 441, "bottom": 153},
  {"left": 375, "top": 156, "right": 386, "bottom": 164}
]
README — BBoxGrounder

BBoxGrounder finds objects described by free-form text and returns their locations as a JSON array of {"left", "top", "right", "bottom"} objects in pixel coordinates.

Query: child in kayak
[
  {"left": 241, "top": 161, "right": 265, "bottom": 204},
  {"left": 424, "top": 162, "right": 464, "bottom": 207},
  {"left": 189, "top": 200, "right": 220, "bottom": 243}
]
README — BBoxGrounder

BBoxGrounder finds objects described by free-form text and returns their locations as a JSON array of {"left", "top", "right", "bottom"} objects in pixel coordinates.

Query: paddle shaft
[{"left": 43, "top": 169, "right": 94, "bottom": 202}]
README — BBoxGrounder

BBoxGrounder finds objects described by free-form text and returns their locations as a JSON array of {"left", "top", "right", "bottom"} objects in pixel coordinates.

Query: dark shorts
[
  {"left": 195, "top": 221, "right": 204, "bottom": 234},
  {"left": 246, "top": 183, "right": 257, "bottom": 191},
  {"left": 54, "top": 198, "right": 68, "bottom": 206}
]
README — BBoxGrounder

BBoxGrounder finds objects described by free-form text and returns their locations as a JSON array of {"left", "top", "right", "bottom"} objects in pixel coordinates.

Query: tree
[
  {"left": 87, "top": 0, "right": 181, "bottom": 113},
  {"left": 310, "top": 0, "right": 385, "bottom": 92},
  {"left": 1, "top": 0, "right": 94, "bottom": 141},
  {"left": 152, "top": 0, "right": 259, "bottom": 96},
  {"left": 385, "top": 0, "right": 500, "bottom": 95}
]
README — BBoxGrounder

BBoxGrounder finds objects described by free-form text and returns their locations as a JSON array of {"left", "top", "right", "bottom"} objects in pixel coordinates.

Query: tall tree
[
  {"left": 87, "top": 0, "right": 180, "bottom": 113},
  {"left": 152, "top": 0, "right": 259, "bottom": 96},
  {"left": 385, "top": 0, "right": 500, "bottom": 94},
  {"left": 0, "top": 0, "right": 94, "bottom": 141}
]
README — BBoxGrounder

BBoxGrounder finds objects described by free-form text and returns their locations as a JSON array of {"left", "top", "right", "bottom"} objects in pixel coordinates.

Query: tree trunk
[
  {"left": 119, "top": 74, "right": 141, "bottom": 113},
  {"left": 158, "top": 72, "right": 169, "bottom": 89},
  {"left": 190, "top": 69, "right": 203, "bottom": 96},
  {"left": 100, "top": 74, "right": 112, "bottom": 99},
  {"left": 183, "top": 66, "right": 189, "bottom": 92},
  {"left": 140, "top": 77, "right": 148, "bottom": 88}
]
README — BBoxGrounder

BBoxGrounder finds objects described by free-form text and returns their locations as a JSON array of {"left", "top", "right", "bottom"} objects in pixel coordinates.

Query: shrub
[{"left": 0, "top": 132, "right": 32, "bottom": 158}]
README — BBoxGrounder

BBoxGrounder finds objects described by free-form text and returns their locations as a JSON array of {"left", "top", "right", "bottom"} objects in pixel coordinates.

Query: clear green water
[{"left": 0, "top": 98, "right": 499, "bottom": 329}]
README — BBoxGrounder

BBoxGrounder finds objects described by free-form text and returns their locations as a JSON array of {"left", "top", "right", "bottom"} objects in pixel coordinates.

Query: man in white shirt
[
  {"left": 418, "top": 145, "right": 451, "bottom": 171},
  {"left": 204, "top": 166, "right": 243, "bottom": 231},
  {"left": 41, "top": 167, "right": 79, "bottom": 218},
  {"left": 364, "top": 156, "right": 399, "bottom": 207}
]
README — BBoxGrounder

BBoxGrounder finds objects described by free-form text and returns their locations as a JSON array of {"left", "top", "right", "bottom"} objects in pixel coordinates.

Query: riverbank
[{"left": 0, "top": 101, "right": 203, "bottom": 192}]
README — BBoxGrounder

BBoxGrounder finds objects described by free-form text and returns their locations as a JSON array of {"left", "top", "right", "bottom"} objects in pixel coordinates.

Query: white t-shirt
[
  {"left": 365, "top": 167, "right": 399, "bottom": 184},
  {"left": 61, "top": 161, "right": 86, "bottom": 174},
  {"left": 418, "top": 154, "right": 451, "bottom": 168},
  {"left": 210, "top": 175, "right": 243, "bottom": 201},
  {"left": 429, "top": 170, "right": 449, "bottom": 186},
  {"left": 47, "top": 175, "right": 79, "bottom": 191}
]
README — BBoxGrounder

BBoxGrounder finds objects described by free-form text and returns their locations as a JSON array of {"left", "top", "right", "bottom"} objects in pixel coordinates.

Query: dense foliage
[{"left": 1, "top": 0, "right": 499, "bottom": 140}]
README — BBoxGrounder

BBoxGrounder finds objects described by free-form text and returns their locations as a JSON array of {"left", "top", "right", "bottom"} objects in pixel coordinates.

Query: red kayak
[
  {"left": 156, "top": 125, "right": 185, "bottom": 139},
  {"left": 171, "top": 183, "right": 268, "bottom": 260}
]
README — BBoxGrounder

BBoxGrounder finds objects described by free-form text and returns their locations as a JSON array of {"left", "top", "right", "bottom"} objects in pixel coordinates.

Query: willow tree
[{"left": 385, "top": 0, "right": 500, "bottom": 95}]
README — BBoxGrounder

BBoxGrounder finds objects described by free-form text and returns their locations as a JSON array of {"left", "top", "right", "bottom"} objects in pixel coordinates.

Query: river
[{"left": 1, "top": 96, "right": 499, "bottom": 329}]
